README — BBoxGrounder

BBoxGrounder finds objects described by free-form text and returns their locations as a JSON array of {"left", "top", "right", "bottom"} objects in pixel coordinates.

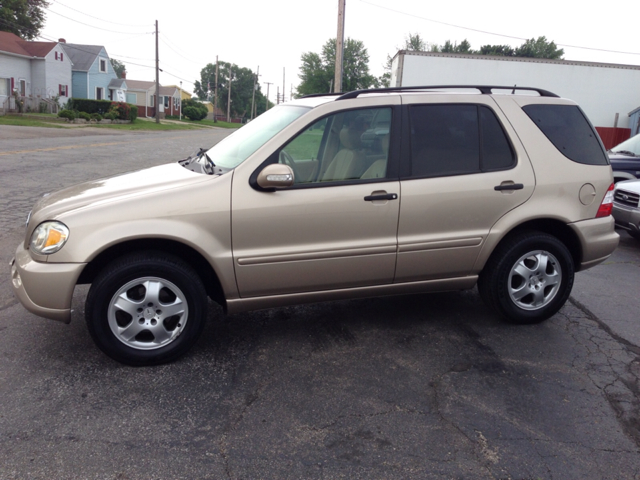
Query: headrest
[{"left": 339, "top": 126, "right": 362, "bottom": 150}]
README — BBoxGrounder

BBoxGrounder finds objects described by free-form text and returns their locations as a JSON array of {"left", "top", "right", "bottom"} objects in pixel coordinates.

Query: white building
[
  {"left": 0, "top": 31, "right": 72, "bottom": 109},
  {"left": 391, "top": 51, "right": 640, "bottom": 131}
]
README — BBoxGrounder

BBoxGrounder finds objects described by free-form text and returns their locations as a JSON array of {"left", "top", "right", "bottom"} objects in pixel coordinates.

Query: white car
[{"left": 612, "top": 179, "right": 640, "bottom": 240}]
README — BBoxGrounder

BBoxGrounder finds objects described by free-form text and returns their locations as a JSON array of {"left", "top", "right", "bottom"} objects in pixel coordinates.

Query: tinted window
[
  {"left": 523, "top": 104, "right": 608, "bottom": 165},
  {"left": 409, "top": 104, "right": 514, "bottom": 177},
  {"left": 480, "top": 106, "right": 515, "bottom": 170}
]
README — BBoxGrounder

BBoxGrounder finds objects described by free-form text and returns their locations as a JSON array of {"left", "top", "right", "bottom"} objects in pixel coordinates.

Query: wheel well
[
  {"left": 77, "top": 239, "right": 226, "bottom": 306},
  {"left": 495, "top": 219, "right": 582, "bottom": 268}
]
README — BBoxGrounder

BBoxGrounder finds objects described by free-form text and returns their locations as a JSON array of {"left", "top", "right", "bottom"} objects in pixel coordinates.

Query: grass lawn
[
  {"left": 0, "top": 115, "right": 206, "bottom": 131},
  {"left": 0, "top": 115, "right": 68, "bottom": 128},
  {"left": 167, "top": 118, "right": 242, "bottom": 129}
]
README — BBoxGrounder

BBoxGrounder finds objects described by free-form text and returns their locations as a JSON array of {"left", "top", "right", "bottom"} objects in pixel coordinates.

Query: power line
[
  {"left": 359, "top": 0, "right": 640, "bottom": 57},
  {"left": 50, "top": 0, "right": 150, "bottom": 28},
  {"left": 45, "top": 8, "right": 152, "bottom": 35},
  {"left": 158, "top": 35, "right": 203, "bottom": 65}
]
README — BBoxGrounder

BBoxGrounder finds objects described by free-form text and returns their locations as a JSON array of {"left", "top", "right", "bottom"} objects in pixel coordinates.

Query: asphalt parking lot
[{"left": 1, "top": 125, "right": 639, "bottom": 479}]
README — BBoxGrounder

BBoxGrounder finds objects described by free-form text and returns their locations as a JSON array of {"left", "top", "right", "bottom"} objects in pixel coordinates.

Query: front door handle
[
  {"left": 364, "top": 193, "right": 398, "bottom": 201},
  {"left": 494, "top": 183, "right": 524, "bottom": 191}
]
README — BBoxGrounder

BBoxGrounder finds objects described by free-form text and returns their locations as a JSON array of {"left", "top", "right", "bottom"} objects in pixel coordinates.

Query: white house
[{"left": 0, "top": 31, "right": 72, "bottom": 109}]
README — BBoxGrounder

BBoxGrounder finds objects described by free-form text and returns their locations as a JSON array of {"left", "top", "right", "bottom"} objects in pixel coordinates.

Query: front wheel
[
  {"left": 478, "top": 232, "right": 574, "bottom": 324},
  {"left": 85, "top": 252, "right": 208, "bottom": 366}
]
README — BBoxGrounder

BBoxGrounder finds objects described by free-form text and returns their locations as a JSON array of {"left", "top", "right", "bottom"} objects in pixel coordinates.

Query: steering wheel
[{"left": 279, "top": 150, "right": 298, "bottom": 181}]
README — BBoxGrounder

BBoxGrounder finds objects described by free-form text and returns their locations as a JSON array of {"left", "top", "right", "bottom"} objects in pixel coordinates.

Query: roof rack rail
[
  {"left": 300, "top": 92, "right": 344, "bottom": 99},
  {"left": 336, "top": 85, "right": 559, "bottom": 100}
]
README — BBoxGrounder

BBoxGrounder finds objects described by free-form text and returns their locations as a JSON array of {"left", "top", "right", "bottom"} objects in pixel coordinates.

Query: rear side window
[
  {"left": 408, "top": 104, "right": 514, "bottom": 177},
  {"left": 522, "top": 104, "right": 608, "bottom": 165}
]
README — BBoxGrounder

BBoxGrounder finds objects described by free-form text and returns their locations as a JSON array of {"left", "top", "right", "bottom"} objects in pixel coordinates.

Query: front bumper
[
  {"left": 569, "top": 216, "right": 619, "bottom": 271},
  {"left": 10, "top": 243, "right": 86, "bottom": 323},
  {"left": 612, "top": 202, "right": 640, "bottom": 236}
]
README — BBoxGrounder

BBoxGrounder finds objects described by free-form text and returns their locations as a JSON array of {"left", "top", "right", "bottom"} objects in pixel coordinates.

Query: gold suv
[{"left": 10, "top": 86, "right": 619, "bottom": 365}]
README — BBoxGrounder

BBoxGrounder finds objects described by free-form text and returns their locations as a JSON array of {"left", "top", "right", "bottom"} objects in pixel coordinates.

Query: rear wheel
[
  {"left": 478, "top": 232, "right": 574, "bottom": 324},
  {"left": 85, "top": 252, "right": 207, "bottom": 366}
]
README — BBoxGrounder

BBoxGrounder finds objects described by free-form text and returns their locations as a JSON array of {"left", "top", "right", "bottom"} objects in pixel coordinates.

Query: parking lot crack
[{"left": 569, "top": 297, "right": 640, "bottom": 355}]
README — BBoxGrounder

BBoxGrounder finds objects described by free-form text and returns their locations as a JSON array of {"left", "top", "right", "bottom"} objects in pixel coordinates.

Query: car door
[
  {"left": 231, "top": 104, "right": 401, "bottom": 298},
  {"left": 395, "top": 96, "right": 536, "bottom": 282}
]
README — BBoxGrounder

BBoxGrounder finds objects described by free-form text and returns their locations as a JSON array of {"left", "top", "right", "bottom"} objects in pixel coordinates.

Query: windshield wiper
[{"left": 193, "top": 148, "right": 215, "bottom": 174}]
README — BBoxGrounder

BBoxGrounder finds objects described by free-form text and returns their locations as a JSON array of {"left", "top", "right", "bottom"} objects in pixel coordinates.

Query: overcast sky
[{"left": 40, "top": 0, "right": 640, "bottom": 103}]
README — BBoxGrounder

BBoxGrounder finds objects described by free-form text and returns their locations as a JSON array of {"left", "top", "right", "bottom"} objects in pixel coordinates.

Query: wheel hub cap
[{"left": 508, "top": 250, "right": 562, "bottom": 311}]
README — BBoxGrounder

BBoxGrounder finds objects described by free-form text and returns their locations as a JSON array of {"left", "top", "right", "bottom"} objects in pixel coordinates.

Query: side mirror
[{"left": 256, "top": 163, "right": 295, "bottom": 189}]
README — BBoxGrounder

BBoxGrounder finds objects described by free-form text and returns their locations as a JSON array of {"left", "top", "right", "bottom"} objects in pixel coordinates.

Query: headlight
[{"left": 30, "top": 221, "right": 70, "bottom": 255}]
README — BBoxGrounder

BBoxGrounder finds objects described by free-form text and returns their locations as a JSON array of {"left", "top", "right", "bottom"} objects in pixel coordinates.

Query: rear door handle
[
  {"left": 494, "top": 183, "right": 524, "bottom": 191},
  {"left": 364, "top": 193, "right": 398, "bottom": 201}
]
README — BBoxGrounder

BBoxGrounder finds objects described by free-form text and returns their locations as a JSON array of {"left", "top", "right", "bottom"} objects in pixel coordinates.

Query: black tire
[
  {"left": 478, "top": 231, "right": 574, "bottom": 324},
  {"left": 627, "top": 230, "right": 640, "bottom": 241},
  {"left": 85, "top": 251, "right": 207, "bottom": 366}
]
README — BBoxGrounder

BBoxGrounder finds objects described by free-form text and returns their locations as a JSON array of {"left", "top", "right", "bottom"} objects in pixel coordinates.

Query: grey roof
[
  {"left": 108, "top": 78, "right": 127, "bottom": 89},
  {"left": 63, "top": 43, "right": 105, "bottom": 71},
  {"left": 125, "top": 80, "right": 155, "bottom": 91}
]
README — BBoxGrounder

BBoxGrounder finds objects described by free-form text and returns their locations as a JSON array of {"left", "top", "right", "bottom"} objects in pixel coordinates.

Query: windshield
[
  {"left": 205, "top": 105, "right": 310, "bottom": 169},
  {"left": 611, "top": 133, "right": 640, "bottom": 156}
]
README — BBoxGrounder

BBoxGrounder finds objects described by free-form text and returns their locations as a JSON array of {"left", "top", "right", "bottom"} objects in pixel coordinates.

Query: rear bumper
[
  {"left": 10, "top": 244, "right": 85, "bottom": 323},
  {"left": 569, "top": 216, "right": 619, "bottom": 271}
]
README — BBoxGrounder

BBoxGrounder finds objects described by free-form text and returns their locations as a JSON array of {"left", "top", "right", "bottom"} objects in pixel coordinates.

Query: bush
[
  {"left": 78, "top": 111, "right": 91, "bottom": 121},
  {"left": 68, "top": 98, "right": 113, "bottom": 115},
  {"left": 183, "top": 105, "right": 208, "bottom": 121},
  {"left": 58, "top": 109, "right": 77, "bottom": 120},
  {"left": 90, "top": 113, "right": 103, "bottom": 122},
  {"left": 182, "top": 98, "right": 209, "bottom": 121},
  {"left": 107, "top": 102, "right": 137, "bottom": 121},
  {"left": 104, "top": 112, "right": 118, "bottom": 121}
]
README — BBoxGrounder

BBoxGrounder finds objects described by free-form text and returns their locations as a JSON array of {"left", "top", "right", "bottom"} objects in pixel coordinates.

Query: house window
[
  {"left": 0, "top": 78, "right": 8, "bottom": 96},
  {"left": 55, "top": 52, "right": 58, "bottom": 60},
  {"left": 96, "top": 87, "right": 104, "bottom": 100},
  {"left": 59, "top": 84, "right": 68, "bottom": 96},
  {"left": 61, "top": 53, "right": 64, "bottom": 61},
  {"left": 99, "top": 59, "right": 107, "bottom": 72},
  {"left": 150, "top": 95, "right": 154, "bottom": 107},
  {"left": 164, "top": 96, "right": 170, "bottom": 108},
  {"left": 19, "top": 79, "right": 26, "bottom": 96}
]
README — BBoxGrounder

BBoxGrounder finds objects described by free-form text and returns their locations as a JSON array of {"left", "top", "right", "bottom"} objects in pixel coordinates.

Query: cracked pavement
[{"left": 1, "top": 126, "right": 639, "bottom": 479}]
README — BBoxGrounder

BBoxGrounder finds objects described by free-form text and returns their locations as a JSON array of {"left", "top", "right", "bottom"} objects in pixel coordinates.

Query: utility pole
[
  {"left": 282, "top": 67, "right": 285, "bottom": 103},
  {"left": 214, "top": 56, "right": 219, "bottom": 123},
  {"left": 276, "top": 86, "right": 280, "bottom": 105},
  {"left": 179, "top": 80, "right": 182, "bottom": 121},
  {"left": 155, "top": 20, "right": 160, "bottom": 124},
  {"left": 226, "top": 64, "right": 232, "bottom": 123},
  {"left": 334, "top": 0, "right": 345, "bottom": 93},
  {"left": 250, "top": 65, "right": 259, "bottom": 120},
  {"left": 264, "top": 82, "right": 273, "bottom": 111}
]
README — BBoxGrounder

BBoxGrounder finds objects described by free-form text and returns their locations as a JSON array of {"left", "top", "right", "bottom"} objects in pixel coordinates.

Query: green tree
[
  {"left": 478, "top": 44, "right": 515, "bottom": 56},
  {"left": 515, "top": 36, "right": 564, "bottom": 59},
  {"left": 438, "top": 39, "right": 473, "bottom": 53},
  {"left": 380, "top": 33, "right": 429, "bottom": 87},
  {"left": 297, "top": 38, "right": 376, "bottom": 96},
  {"left": 0, "top": 0, "right": 49, "bottom": 39},
  {"left": 193, "top": 62, "right": 268, "bottom": 119},
  {"left": 110, "top": 59, "right": 126, "bottom": 79}
]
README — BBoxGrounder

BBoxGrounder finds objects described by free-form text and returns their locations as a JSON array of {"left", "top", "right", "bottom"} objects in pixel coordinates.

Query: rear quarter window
[{"left": 522, "top": 104, "right": 608, "bottom": 166}]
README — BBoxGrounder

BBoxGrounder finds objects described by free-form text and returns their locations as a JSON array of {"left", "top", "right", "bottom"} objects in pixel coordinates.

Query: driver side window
[{"left": 279, "top": 107, "right": 391, "bottom": 184}]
